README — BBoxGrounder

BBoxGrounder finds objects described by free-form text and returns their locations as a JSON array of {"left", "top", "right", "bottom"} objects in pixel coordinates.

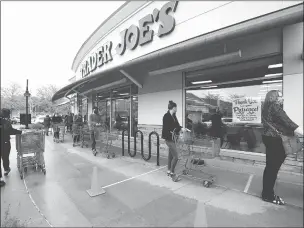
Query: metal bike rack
[
  {"left": 149, "top": 131, "right": 160, "bottom": 166},
  {"left": 134, "top": 130, "right": 144, "bottom": 159},
  {"left": 121, "top": 129, "right": 130, "bottom": 157}
]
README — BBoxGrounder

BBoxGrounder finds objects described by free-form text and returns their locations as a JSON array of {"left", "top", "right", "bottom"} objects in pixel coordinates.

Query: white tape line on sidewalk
[
  {"left": 23, "top": 177, "right": 53, "bottom": 227},
  {"left": 102, "top": 165, "right": 166, "bottom": 189},
  {"left": 194, "top": 201, "right": 208, "bottom": 227},
  {"left": 244, "top": 174, "right": 254, "bottom": 193}
]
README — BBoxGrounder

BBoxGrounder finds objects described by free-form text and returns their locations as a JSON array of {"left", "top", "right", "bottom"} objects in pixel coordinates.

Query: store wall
[
  {"left": 283, "top": 22, "right": 303, "bottom": 128},
  {"left": 138, "top": 71, "right": 183, "bottom": 125},
  {"left": 74, "top": 1, "right": 301, "bottom": 81}
]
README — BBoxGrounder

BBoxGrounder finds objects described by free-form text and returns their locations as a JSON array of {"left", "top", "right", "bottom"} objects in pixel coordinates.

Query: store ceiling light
[
  {"left": 268, "top": 63, "right": 283, "bottom": 69},
  {"left": 191, "top": 80, "right": 212, "bottom": 84},
  {"left": 265, "top": 73, "right": 283, "bottom": 77},
  {"left": 262, "top": 80, "right": 282, "bottom": 84},
  {"left": 119, "top": 93, "right": 129, "bottom": 95},
  {"left": 201, "top": 85, "right": 218, "bottom": 89}
]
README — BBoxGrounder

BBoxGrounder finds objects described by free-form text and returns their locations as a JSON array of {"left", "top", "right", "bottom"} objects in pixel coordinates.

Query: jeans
[
  {"left": 262, "top": 135, "right": 286, "bottom": 200},
  {"left": 166, "top": 140, "right": 179, "bottom": 173},
  {"left": 0, "top": 141, "right": 11, "bottom": 178}
]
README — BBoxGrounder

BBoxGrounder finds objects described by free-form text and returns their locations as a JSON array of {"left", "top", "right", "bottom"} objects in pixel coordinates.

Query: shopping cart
[
  {"left": 80, "top": 124, "right": 90, "bottom": 148},
  {"left": 53, "top": 123, "right": 65, "bottom": 143},
  {"left": 93, "top": 124, "right": 118, "bottom": 159},
  {"left": 171, "top": 128, "right": 221, "bottom": 188},
  {"left": 72, "top": 124, "right": 82, "bottom": 147},
  {"left": 16, "top": 130, "right": 46, "bottom": 179}
]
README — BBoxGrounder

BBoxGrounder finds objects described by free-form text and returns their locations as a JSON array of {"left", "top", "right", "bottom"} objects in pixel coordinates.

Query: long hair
[
  {"left": 264, "top": 90, "right": 279, "bottom": 105},
  {"left": 262, "top": 90, "right": 279, "bottom": 115}
]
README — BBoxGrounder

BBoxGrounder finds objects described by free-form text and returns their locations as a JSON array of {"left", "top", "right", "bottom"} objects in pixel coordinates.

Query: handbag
[{"left": 262, "top": 118, "right": 302, "bottom": 155}]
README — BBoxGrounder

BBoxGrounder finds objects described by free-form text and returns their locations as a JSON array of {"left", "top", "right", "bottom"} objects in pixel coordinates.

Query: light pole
[{"left": 24, "top": 79, "right": 31, "bottom": 129}]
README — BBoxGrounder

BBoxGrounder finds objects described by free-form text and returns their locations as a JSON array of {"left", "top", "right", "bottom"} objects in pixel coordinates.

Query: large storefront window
[{"left": 185, "top": 59, "right": 283, "bottom": 154}]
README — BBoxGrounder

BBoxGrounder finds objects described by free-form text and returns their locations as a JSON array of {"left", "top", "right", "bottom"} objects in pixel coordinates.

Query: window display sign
[{"left": 232, "top": 97, "right": 261, "bottom": 123}]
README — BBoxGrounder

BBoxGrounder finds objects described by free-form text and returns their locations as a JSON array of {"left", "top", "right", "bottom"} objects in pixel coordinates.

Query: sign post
[{"left": 24, "top": 79, "right": 31, "bottom": 129}]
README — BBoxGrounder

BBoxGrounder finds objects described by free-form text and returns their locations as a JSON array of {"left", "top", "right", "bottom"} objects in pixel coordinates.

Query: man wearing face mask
[{"left": 89, "top": 107, "right": 101, "bottom": 154}]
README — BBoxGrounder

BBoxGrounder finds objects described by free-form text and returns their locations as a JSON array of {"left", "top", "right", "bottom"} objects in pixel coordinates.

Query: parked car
[
  {"left": 35, "top": 116, "right": 46, "bottom": 124},
  {"left": 11, "top": 117, "right": 20, "bottom": 124}
]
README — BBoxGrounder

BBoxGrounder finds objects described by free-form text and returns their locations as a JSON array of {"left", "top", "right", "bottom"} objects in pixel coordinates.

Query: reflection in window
[{"left": 186, "top": 82, "right": 282, "bottom": 154}]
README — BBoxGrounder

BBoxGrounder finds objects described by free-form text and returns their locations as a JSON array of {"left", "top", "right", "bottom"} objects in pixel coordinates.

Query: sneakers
[
  {"left": 4, "top": 167, "right": 11, "bottom": 176},
  {"left": 0, "top": 180, "right": 5, "bottom": 187}
]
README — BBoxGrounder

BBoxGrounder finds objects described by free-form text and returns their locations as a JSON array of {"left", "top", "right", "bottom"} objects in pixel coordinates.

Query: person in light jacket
[
  {"left": 162, "top": 100, "right": 186, "bottom": 182},
  {"left": 261, "top": 90, "right": 303, "bottom": 205}
]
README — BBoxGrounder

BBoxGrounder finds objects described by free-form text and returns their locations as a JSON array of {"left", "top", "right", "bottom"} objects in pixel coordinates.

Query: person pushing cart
[{"left": 89, "top": 107, "right": 101, "bottom": 154}]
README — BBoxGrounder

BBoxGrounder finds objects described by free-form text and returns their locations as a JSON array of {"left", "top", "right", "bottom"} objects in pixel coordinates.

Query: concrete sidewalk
[
  {"left": 98, "top": 140, "right": 304, "bottom": 209},
  {"left": 2, "top": 133, "right": 303, "bottom": 227}
]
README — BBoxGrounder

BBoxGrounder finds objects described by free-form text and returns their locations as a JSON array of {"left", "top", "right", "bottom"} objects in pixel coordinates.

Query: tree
[
  {"left": 1, "top": 82, "right": 25, "bottom": 111},
  {"left": 35, "top": 84, "right": 59, "bottom": 113}
]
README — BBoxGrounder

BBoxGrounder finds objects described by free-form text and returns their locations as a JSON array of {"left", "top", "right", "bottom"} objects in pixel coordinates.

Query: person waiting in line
[
  {"left": 210, "top": 107, "right": 225, "bottom": 147},
  {"left": 52, "top": 113, "right": 63, "bottom": 139},
  {"left": 67, "top": 112, "right": 73, "bottom": 132},
  {"left": 0, "top": 108, "right": 22, "bottom": 187},
  {"left": 162, "top": 100, "right": 187, "bottom": 182},
  {"left": 43, "top": 115, "right": 51, "bottom": 136},
  {"left": 261, "top": 90, "right": 303, "bottom": 205},
  {"left": 89, "top": 107, "right": 101, "bottom": 153},
  {"left": 72, "top": 114, "right": 83, "bottom": 144}
]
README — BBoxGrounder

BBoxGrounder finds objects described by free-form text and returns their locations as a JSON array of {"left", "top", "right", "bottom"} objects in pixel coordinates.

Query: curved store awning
[{"left": 52, "top": 4, "right": 303, "bottom": 102}]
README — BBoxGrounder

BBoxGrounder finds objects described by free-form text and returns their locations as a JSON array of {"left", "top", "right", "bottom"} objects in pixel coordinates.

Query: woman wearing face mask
[
  {"left": 261, "top": 90, "right": 303, "bottom": 205},
  {"left": 162, "top": 100, "right": 186, "bottom": 181}
]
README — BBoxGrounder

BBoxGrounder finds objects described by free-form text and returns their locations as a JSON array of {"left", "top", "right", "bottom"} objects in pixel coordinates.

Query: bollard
[{"left": 149, "top": 131, "right": 160, "bottom": 166}]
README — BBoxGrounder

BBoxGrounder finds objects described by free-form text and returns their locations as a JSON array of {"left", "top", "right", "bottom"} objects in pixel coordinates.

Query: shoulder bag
[{"left": 262, "top": 117, "right": 302, "bottom": 155}]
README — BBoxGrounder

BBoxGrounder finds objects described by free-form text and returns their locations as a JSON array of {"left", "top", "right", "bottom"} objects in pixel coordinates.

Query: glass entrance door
[{"left": 111, "top": 97, "right": 130, "bottom": 135}]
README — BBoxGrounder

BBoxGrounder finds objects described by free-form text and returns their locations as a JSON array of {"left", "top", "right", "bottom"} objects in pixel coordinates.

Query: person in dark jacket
[
  {"left": 0, "top": 108, "right": 22, "bottom": 187},
  {"left": 162, "top": 100, "right": 185, "bottom": 181},
  {"left": 210, "top": 107, "right": 225, "bottom": 147},
  {"left": 72, "top": 114, "right": 83, "bottom": 143},
  {"left": 43, "top": 115, "right": 51, "bottom": 136},
  {"left": 261, "top": 90, "right": 303, "bottom": 205},
  {"left": 52, "top": 113, "right": 63, "bottom": 139}
]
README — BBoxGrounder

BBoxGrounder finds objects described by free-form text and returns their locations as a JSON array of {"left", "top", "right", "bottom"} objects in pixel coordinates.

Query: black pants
[
  {"left": 91, "top": 131, "right": 96, "bottom": 150},
  {"left": 0, "top": 141, "right": 11, "bottom": 178},
  {"left": 73, "top": 135, "right": 80, "bottom": 143},
  {"left": 262, "top": 135, "right": 286, "bottom": 199}
]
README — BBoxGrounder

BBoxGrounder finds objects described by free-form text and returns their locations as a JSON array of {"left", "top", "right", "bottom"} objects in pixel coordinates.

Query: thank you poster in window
[{"left": 232, "top": 97, "right": 261, "bottom": 123}]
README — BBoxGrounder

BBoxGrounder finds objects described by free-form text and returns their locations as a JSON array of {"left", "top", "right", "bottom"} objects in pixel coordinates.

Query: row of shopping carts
[{"left": 70, "top": 123, "right": 118, "bottom": 159}]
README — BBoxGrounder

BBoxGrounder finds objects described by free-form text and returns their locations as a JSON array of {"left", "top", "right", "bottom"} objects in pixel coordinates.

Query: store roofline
[
  {"left": 71, "top": 1, "right": 148, "bottom": 72},
  {"left": 53, "top": 3, "right": 303, "bottom": 103}
]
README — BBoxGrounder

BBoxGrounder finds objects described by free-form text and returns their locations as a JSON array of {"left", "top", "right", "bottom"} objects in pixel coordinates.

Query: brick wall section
[{"left": 110, "top": 125, "right": 304, "bottom": 175}]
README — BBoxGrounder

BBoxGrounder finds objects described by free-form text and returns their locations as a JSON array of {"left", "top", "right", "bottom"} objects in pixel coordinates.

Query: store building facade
[{"left": 52, "top": 1, "right": 303, "bottom": 172}]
